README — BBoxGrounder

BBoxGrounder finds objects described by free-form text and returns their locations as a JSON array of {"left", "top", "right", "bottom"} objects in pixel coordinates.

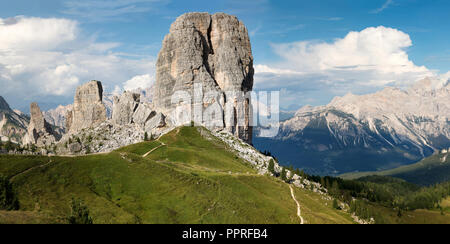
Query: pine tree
[
  {"left": 281, "top": 167, "right": 287, "bottom": 182},
  {"left": 330, "top": 180, "right": 340, "bottom": 197},
  {"left": 144, "top": 132, "right": 148, "bottom": 141},
  {"left": 68, "top": 198, "right": 93, "bottom": 224},
  {"left": 0, "top": 175, "right": 19, "bottom": 210},
  {"left": 325, "top": 178, "right": 331, "bottom": 189},
  {"left": 332, "top": 199, "right": 340, "bottom": 210},
  {"left": 5, "top": 139, "right": 13, "bottom": 152},
  {"left": 320, "top": 177, "right": 326, "bottom": 188},
  {"left": 268, "top": 159, "right": 275, "bottom": 175},
  {"left": 300, "top": 170, "right": 306, "bottom": 179}
]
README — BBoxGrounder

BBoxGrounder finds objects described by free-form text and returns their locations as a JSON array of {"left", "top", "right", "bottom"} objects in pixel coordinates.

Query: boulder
[
  {"left": 145, "top": 113, "right": 166, "bottom": 132},
  {"left": 132, "top": 103, "right": 156, "bottom": 127},
  {"left": 68, "top": 143, "right": 82, "bottom": 153}
]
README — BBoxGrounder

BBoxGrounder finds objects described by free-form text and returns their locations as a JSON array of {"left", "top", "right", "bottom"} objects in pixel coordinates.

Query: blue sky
[{"left": 0, "top": 0, "right": 449, "bottom": 111}]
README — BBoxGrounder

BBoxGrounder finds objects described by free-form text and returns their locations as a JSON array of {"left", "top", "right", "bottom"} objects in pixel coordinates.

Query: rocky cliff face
[
  {"left": 0, "top": 96, "right": 29, "bottom": 143},
  {"left": 112, "top": 92, "right": 140, "bottom": 125},
  {"left": 154, "top": 12, "right": 254, "bottom": 143},
  {"left": 43, "top": 88, "right": 152, "bottom": 130},
  {"left": 111, "top": 91, "right": 165, "bottom": 133},
  {"left": 67, "top": 81, "right": 107, "bottom": 134},
  {"left": 23, "top": 103, "right": 61, "bottom": 146},
  {"left": 254, "top": 78, "right": 450, "bottom": 175},
  {"left": 50, "top": 81, "right": 167, "bottom": 155}
]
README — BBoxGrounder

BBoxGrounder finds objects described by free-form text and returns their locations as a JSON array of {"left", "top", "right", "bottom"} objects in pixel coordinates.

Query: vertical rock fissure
[{"left": 201, "top": 17, "right": 215, "bottom": 84}]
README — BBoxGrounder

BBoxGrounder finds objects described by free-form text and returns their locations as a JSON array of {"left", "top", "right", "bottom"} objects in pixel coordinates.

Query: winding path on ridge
[
  {"left": 142, "top": 140, "right": 167, "bottom": 158},
  {"left": 289, "top": 185, "right": 304, "bottom": 224},
  {"left": 10, "top": 159, "right": 53, "bottom": 181}
]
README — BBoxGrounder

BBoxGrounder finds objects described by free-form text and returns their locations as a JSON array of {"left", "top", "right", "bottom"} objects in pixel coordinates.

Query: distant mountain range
[
  {"left": 0, "top": 96, "right": 29, "bottom": 143},
  {"left": 254, "top": 78, "right": 450, "bottom": 175}
]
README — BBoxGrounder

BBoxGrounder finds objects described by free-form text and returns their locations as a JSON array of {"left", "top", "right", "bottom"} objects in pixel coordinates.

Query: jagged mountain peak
[
  {"left": 0, "top": 96, "right": 29, "bottom": 143},
  {"left": 255, "top": 76, "right": 450, "bottom": 175},
  {"left": 0, "top": 96, "right": 11, "bottom": 111},
  {"left": 299, "top": 77, "right": 450, "bottom": 121}
]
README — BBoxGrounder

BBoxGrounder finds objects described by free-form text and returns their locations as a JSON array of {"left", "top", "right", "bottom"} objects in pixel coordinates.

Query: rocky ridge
[
  {"left": 212, "top": 129, "right": 325, "bottom": 193},
  {"left": 55, "top": 83, "right": 168, "bottom": 155},
  {"left": 44, "top": 88, "right": 152, "bottom": 131}
]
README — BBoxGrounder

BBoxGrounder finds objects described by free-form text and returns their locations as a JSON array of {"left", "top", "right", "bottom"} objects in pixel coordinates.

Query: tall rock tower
[
  {"left": 154, "top": 12, "right": 254, "bottom": 143},
  {"left": 66, "top": 80, "right": 107, "bottom": 134},
  {"left": 23, "top": 102, "right": 60, "bottom": 146}
]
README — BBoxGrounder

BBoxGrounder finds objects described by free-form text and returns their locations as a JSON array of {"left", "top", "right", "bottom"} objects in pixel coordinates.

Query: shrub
[
  {"left": 4, "top": 140, "right": 13, "bottom": 152},
  {"left": 68, "top": 198, "right": 93, "bottom": 224},
  {"left": 0, "top": 175, "right": 19, "bottom": 210},
  {"left": 268, "top": 159, "right": 275, "bottom": 175},
  {"left": 281, "top": 167, "right": 287, "bottom": 182},
  {"left": 332, "top": 199, "right": 340, "bottom": 210}
]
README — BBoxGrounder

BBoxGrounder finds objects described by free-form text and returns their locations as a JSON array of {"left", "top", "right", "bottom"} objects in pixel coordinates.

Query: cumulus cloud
[
  {"left": 255, "top": 26, "right": 437, "bottom": 109},
  {"left": 123, "top": 74, "right": 154, "bottom": 91},
  {"left": 0, "top": 16, "right": 155, "bottom": 110},
  {"left": 272, "top": 26, "right": 429, "bottom": 76},
  {"left": 0, "top": 17, "right": 78, "bottom": 50}
]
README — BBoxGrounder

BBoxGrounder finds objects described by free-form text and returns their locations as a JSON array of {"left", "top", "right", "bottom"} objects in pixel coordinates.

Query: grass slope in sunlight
[{"left": 0, "top": 126, "right": 353, "bottom": 224}]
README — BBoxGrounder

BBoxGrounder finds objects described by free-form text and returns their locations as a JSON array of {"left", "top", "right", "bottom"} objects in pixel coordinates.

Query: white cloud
[
  {"left": 255, "top": 65, "right": 303, "bottom": 75},
  {"left": 272, "top": 26, "right": 429, "bottom": 76},
  {"left": 0, "top": 16, "right": 155, "bottom": 109},
  {"left": 255, "top": 26, "right": 438, "bottom": 109},
  {"left": 371, "top": 0, "right": 394, "bottom": 14},
  {"left": 123, "top": 74, "right": 154, "bottom": 91},
  {"left": 0, "top": 16, "right": 78, "bottom": 50}
]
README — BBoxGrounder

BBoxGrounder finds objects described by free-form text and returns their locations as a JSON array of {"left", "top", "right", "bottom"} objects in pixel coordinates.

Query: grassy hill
[
  {"left": 0, "top": 126, "right": 354, "bottom": 224},
  {"left": 340, "top": 151, "right": 450, "bottom": 186}
]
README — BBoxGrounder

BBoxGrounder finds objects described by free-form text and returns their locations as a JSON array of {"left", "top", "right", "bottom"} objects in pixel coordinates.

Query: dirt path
[
  {"left": 289, "top": 185, "right": 304, "bottom": 224},
  {"left": 142, "top": 141, "right": 166, "bottom": 158},
  {"left": 10, "top": 159, "right": 53, "bottom": 181}
]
